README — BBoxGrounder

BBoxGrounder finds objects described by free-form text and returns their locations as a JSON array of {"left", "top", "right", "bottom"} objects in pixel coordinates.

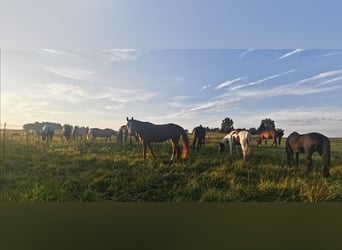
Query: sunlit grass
[{"left": 1, "top": 132, "right": 342, "bottom": 202}]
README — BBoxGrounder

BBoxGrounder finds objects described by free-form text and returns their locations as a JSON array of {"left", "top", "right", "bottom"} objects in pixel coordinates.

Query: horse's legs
[
  {"left": 170, "top": 139, "right": 180, "bottom": 161},
  {"left": 318, "top": 150, "right": 331, "bottom": 177},
  {"left": 295, "top": 152, "right": 299, "bottom": 167},
  {"left": 286, "top": 148, "right": 293, "bottom": 166},
  {"left": 170, "top": 142, "right": 176, "bottom": 161},
  {"left": 148, "top": 142, "right": 156, "bottom": 159},
  {"left": 192, "top": 137, "right": 197, "bottom": 150},
  {"left": 142, "top": 141, "right": 147, "bottom": 160},
  {"left": 306, "top": 153, "right": 313, "bottom": 173}
]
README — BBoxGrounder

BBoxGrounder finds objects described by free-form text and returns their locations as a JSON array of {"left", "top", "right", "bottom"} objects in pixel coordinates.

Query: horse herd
[
  {"left": 126, "top": 117, "right": 331, "bottom": 178},
  {"left": 37, "top": 117, "right": 332, "bottom": 178},
  {"left": 37, "top": 124, "right": 135, "bottom": 144}
]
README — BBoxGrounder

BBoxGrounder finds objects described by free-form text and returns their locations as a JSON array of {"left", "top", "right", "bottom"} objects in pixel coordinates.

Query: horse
[
  {"left": 257, "top": 129, "right": 283, "bottom": 147},
  {"left": 117, "top": 125, "right": 129, "bottom": 143},
  {"left": 286, "top": 132, "right": 331, "bottom": 177},
  {"left": 88, "top": 128, "right": 117, "bottom": 142},
  {"left": 126, "top": 117, "right": 189, "bottom": 161},
  {"left": 276, "top": 129, "right": 285, "bottom": 146},
  {"left": 62, "top": 124, "right": 73, "bottom": 141},
  {"left": 41, "top": 125, "right": 54, "bottom": 142},
  {"left": 192, "top": 125, "right": 206, "bottom": 150},
  {"left": 219, "top": 129, "right": 252, "bottom": 162},
  {"left": 72, "top": 126, "right": 89, "bottom": 140}
]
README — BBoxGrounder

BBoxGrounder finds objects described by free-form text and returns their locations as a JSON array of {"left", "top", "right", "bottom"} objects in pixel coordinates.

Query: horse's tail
[
  {"left": 181, "top": 128, "right": 189, "bottom": 159},
  {"left": 322, "top": 137, "right": 331, "bottom": 177}
]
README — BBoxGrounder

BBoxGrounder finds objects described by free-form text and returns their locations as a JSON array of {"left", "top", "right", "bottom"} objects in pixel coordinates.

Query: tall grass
[{"left": 1, "top": 133, "right": 342, "bottom": 202}]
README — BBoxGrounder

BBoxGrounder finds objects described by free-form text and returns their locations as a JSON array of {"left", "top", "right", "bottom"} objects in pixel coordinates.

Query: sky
[
  {"left": 1, "top": 49, "right": 342, "bottom": 137},
  {"left": 1, "top": 1, "right": 342, "bottom": 136}
]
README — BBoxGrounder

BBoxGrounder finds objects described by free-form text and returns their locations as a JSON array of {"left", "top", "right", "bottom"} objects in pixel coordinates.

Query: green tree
[
  {"left": 221, "top": 117, "right": 234, "bottom": 133},
  {"left": 257, "top": 118, "right": 275, "bottom": 133}
]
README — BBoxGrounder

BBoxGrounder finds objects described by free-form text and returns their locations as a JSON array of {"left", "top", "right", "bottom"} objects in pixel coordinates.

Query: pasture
[{"left": 1, "top": 131, "right": 342, "bottom": 202}]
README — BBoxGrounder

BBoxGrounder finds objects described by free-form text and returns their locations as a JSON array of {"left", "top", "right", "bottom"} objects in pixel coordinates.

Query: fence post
[{"left": 1, "top": 122, "right": 6, "bottom": 169}]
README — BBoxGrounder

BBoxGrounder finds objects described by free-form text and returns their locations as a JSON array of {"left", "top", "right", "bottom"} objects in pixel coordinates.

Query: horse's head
[{"left": 126, "top": 117, "right": 136, "bottom": 136}]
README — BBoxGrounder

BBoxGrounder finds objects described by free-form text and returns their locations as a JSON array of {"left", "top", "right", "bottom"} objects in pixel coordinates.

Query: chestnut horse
[
  {"left": 286, "top": 132, "right": 330, "bottom": 177},
  {"left": 257, "top": 129, "right": 284, "bottom": 147},
  {"left": 192, "top": 125, "right": 206, "bottom": 150},
  {"left": 117, "top": 125, "right": 129, "bottom": 143},
  {"left": 126, "top": 117, "right": 189, "bottom": 161}
]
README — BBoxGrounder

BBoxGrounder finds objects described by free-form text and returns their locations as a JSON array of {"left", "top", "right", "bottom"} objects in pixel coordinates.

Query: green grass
[{"left": 1, "top": 133, "right": 342, "bottom": 202}]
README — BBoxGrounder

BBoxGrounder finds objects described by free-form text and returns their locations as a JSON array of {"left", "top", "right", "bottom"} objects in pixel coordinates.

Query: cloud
[
  {"left": 43, "top": 65, "right": 94, "bottom": 81},
  {"left": 276, "top": 49, "right": 304, "bottom": 61},
  {"left": 322, "top": 51, "right": 342, "bottom": 57},
  {"left": 40, "top": 49, "right": 74, "bottom": 57},
  {"left": 238, "top": 49, "right": 255, "bottom": 58},
  {"left": 169, "top": 96, "right": 191, "bottom": 108},
  {"left": 200, "top": 84, "right": 212, "bottom": 91},
  {"left": 215, "top": 77, "right": 246, "bottom": 89},
  {"left": 316, "top": 76, "right": 342, "bottom": 87},
  {"left": 102, "top": 49, "right": 140, "bottom": 63},
  {"left": 165, "top": 69, "right": 342, "bottom": 121},
  {"left": 297, "top": 69, "right": 342, "bottom": 85},
  {"left": 230, "top": 69, "right": 296, "bottom": 91}
]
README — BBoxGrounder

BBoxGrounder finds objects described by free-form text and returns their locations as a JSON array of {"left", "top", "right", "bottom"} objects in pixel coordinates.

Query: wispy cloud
[
  {"left": 102, "top": 49, "right": 140, "bottom": 63},
  {"left": 40, "top": 49, "right": 74, "bottom": 57},
  {"left": 238, "top": 49, "right": 255, "bottom": 58},
  {"left": 42, "top": 65, "right": 94, "bottom": 81},
  {"left": 231, "top": 69, "right": 296, "bottom": 91},
  {"left": 296, "top": 69, "right": 342, "bottom": 85},
  {"left": 322, "top": 50, "right": 342, "bottom": 57},
  {"left": 200, "top": 84, "right": 212, "bottom": 91},
  {"left": 169, "top": 96, "right": 191, "bottom": 108},
  {"left": 170, "top": 69, "right": 342, "bottom": 120},
  {"left": 215, "top": 77, "right": 246, "bottom": 89},
  {"left": 276, "top": 49, "right": 304, "bottom": 61}
]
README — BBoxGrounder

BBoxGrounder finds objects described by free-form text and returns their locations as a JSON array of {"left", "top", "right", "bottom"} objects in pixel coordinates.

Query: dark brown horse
[
  {"left": 286, "top": 132, "right": 330, "bottom": 177},
  {"left": 192, "top": 125, "right": 206, "bottom": 150},
  {"left": 126, "top": 117, "right": 189, "bottom": 161},
  {"left": 257, "top": 129, "right": 284, "bottom": 147}
]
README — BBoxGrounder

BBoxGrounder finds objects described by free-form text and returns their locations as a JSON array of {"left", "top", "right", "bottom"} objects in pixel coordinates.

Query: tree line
[{"left": 204, "top": 117, "right": 283, "bottom": 135}]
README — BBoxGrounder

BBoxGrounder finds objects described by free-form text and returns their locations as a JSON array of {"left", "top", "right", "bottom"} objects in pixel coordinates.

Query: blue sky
[
  {"left": 1, "top": 1, "right": 342, "bottom": 136},
  {"left": 1, "top": 0, "right": 342, "bottom": 48},
  {"left": 2, "top": 49, "right": 342, "bottom": 136}
]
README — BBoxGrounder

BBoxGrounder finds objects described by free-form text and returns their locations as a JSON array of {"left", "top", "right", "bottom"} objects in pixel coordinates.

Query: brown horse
[
  {"left": 192, "top": 125, "right": 206, "bottom": 150},
  {"left": 257, "top": 129, "right": 283, "bottom": 147},
  {"left": 286, "top": 132, "right": 330, "bottom": 177},
  {"left": 126, "top": 117, "right": 189, "bottom": 161}
]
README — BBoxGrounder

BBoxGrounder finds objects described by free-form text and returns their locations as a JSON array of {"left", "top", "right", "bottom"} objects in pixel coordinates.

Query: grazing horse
[
  {"left": 192, "top": 125, "right": 206, "bottom": 150},
  {"left": 88, "top": 128, "right": 117, "bottom": 142},
  {"left": 41, "top": 125, "right": 54, "bottom": 142},
  {"left": 62, "top": 124, "right": 73, "bottom": 141},
  {"left": 117, "top": 125, "right": 128, "bottom": 143},
  {"left": 72, "top": 126, "right": 89, "bottom": 140},
  {"left": 286, "top": 132, "right": 331, "bottom": 177},
  {"left": 219, "top": 129, "right": 252, "bottom": 162},
  {"left": 257, "top": 130, "right": 283, "bottom": 147},
  {"left": 126, "top": 117, "right": 189, "bottom": 161}
]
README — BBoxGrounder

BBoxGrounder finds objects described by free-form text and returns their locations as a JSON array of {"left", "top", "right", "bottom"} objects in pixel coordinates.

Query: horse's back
[{"left": 287, "top": 132, "right": 330, "bottom": 154}]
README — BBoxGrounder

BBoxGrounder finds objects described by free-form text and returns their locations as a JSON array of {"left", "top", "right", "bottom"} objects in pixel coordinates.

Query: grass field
[{"left": 1, "top": 131, "right": 342, "bottom": 202}]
